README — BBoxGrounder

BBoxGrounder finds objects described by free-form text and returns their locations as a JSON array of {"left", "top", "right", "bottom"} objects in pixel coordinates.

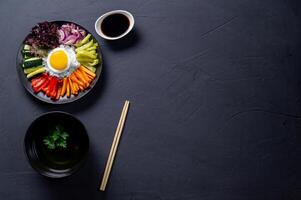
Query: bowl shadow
[
  {"left": 104, "top": 28, "right": 140, "bottom": 52},
  {"left": 40, "top": 147, "right": 106, "bottom": 200}
]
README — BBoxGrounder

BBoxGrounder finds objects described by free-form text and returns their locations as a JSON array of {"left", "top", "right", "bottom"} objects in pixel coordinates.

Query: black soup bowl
[{"left": 24, "top": 111, "right": 89, "bottom": 178}]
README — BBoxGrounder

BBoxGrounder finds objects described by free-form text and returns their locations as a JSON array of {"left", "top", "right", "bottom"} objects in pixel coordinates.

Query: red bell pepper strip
[
  {"left": 32, "top": 79, "right": 45, "bottom": 92},
  {"left": 42, "top": 86, "right": 49, "bottom": 95},
  {"left": 31, "top": 76, "right": 44, "bottom": 86},
  {"left": 32, "top": 74, "right": 49, "bottom": 90},
  {"left": 32, "top": 79, "right": 46, "bottom": 92},
  {"left": 45, "top": 77, "right": 56, "bottom": 97},
  {"left": 31, "top": 74, "right": 50, "bottom": 92},
  {"left": 33, "top": 79, "right": 50, "bottom": 93},
  {"left": 49, "top": 78, "right": 58, "bottom": 99},
  {"left": 41, "top": 77, "right": 51, "bottom": 95},
  {"left": 32, "top": 77, "right": 44, "bottom": 87},
  {"left": 55, "top": 86, "right": 62, "bottom": 101}
]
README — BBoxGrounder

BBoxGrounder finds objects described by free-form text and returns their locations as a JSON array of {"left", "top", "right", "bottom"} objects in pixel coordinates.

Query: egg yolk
[{"left": 49, "top": 50, "right": 68, "bottom": 71}]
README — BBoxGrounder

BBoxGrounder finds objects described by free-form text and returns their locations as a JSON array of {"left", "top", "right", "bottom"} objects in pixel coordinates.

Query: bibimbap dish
[{"left": 17, "top": 21, "right": 102, "bottom": 104}]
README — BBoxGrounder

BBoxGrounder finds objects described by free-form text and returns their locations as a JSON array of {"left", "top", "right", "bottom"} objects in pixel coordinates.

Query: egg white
[{"left": 44, "top": 45, "right": 80, "bottom": 78}]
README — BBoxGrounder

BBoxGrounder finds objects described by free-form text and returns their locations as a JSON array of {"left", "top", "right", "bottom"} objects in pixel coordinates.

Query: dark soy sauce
[{"left": 101, "top": 13, "right": 130, "bottom": 37}]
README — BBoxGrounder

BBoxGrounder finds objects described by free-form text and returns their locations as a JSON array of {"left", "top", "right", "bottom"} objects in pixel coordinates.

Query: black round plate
[{"left": 16, "top": 21, "right": 103, "bottom": 104}]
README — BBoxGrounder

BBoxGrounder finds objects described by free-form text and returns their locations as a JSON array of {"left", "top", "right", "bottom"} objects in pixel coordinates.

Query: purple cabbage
[{"left": 58, "top": 23, "right": 86, "bottom": 45}]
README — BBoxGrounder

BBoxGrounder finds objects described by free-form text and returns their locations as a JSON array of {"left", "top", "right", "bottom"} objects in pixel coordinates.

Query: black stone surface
[{"left": 0, "top": 0, "right": 301, "bottom": 199}]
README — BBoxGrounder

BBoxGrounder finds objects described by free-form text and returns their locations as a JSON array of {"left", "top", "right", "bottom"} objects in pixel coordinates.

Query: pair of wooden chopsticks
[{"left": 100, "top": 100, "right": 130, "bottom": 191}]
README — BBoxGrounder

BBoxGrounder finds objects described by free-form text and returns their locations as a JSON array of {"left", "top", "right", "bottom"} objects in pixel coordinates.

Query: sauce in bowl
[{"left": 101, "top": 13, "right": 130, "bottom": 38}]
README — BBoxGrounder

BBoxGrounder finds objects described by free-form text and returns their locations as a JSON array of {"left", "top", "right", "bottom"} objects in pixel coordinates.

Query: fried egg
[{"left": 45, "top": 45, "right": 80, "bottom": 78}]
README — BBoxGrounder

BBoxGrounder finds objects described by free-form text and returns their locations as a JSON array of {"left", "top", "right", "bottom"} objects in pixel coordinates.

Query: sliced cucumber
[
  {"left": 24, "top": 57, "right": 41, "bottom": 62},
  {"left": 23, "top": 57, "right": 43, "bottom": 68},
  {"left": 23, "top": 66, "right": 44, "bottom": 74},
  {"left": 22, "top": 51, "right": 34, "bottom": 58},
  {"left": 26, "top": 67, "right": 46, "bottom": 79}
]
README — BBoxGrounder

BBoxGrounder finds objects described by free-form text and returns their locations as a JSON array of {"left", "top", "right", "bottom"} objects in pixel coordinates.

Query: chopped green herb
[{"left": 43, "top": 125, "right": 69, "bottom": 150}]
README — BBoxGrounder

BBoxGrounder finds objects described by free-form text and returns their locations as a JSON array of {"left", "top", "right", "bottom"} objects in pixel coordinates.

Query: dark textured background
[{"left": 0, "top": 0, "right": 301, "bottom": 199}]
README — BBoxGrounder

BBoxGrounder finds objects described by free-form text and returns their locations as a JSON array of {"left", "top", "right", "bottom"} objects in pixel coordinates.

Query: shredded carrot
[
  {"left": 87, "top": 73, "right": 95, "bottom": 79},
  {"left": 68, "top": 77, "right": 75, "bottom": 95},
  {"left": 73, "top": 82, "right": 79, "bottom": 94},
  {"left": 74, "top": 70, "right": 89, "bottom": 86},
  {"left": 79, "top": 66, "right": 96, "bottom": 78},
  {"left": 66, "top": 79, "right": 70, "bottom": 98},
  {"left": 60, "top": 78, "right": 67, "bottom": 96},
  {"left": 79, "top": 84, "right": 84, "bottom": 91},
  {"left": 71, "top": 73, "right": 85, "bottom": 88},
  {"left": 77, "top": 68, "right": 91, "bottom": 84}
]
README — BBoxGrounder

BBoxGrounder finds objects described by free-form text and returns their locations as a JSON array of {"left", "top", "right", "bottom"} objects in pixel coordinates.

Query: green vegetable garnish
[{"left": 43, "top": 125, "right": 69, "bottom": 150}]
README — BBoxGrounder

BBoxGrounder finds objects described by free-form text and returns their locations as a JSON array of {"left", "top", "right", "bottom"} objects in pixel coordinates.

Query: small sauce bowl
[{"left": 95, "top": 10, "right": 135, "bottom": 40}]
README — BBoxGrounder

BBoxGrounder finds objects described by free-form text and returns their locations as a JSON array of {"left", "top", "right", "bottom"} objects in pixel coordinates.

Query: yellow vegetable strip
[
  {"left": 76, "top": 40, "right": 93, "bottom": 52},
  {"left": 27, "top": 67, "right": 46, "bottom": 79}
]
